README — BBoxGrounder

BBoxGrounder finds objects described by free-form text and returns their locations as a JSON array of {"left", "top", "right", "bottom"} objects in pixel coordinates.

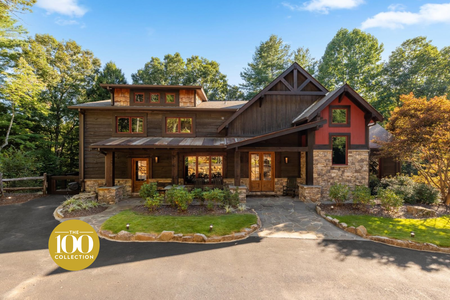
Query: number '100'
[{"left": 56, "top": 235, "right": 94, "bottom": 254}]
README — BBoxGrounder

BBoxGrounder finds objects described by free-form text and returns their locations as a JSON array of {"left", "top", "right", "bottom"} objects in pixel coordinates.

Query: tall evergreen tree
[
  {"left": 292, "top": 47, "right": 317, "bottom": 75},
  {"left": 87, "top": 61, "right": 127, "bottom": 101}
]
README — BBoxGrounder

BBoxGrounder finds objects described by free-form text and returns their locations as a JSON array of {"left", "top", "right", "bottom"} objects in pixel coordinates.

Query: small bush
[
  {"left": 378, "top": 188, "right": 403, "bottom": 211},
  {"left": 139, "top": 182, "right": 158, "bottom": 200},
  {"left": 203, "top": 188, "right": 225, "bottom": 203},
  {"left": 329, "top": 183, "right": 350, "bottom": 205},
  {"left": 237, "top": 203, "right": 247, "bottom": 212},
  {"left": 206, "top": 201, "right": 215, "bottom": 211},
  {"left": 352, "top": 185, "right": 373, "bottom": 206},
  {"left": 369, "top": 174, "right": 380, "bottom": 195},
  {"left": 166, "top": 186, "right": 193, "bottom": 212},
  {"left": 380, "top": 175, "right": 416, "bottom": 204},
  {"left": 62, "top": 198, "right": 98, "bottom": 213},
  {"left": 414, "top": 183, "right": 440, "bottom": 204},
  {"left": 222, "top": 187, "right": 240, "bottom": 207},
  {"left": 145, "top": 194, "right": 164, "bottom": 212},
  {"left": 190, "top": 188, "right": 205, "bottom": 204},
  {"left": 224, "top": 205, "right": 234, "bottom": 214}
]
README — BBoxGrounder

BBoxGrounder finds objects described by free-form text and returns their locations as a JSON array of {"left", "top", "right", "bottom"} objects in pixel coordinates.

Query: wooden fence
[
  {"left": 0, "top": 173, "right": 47, "bottom": 196},
  {"left": 48, "top": 175, "right": 80, "bottom": 195}
]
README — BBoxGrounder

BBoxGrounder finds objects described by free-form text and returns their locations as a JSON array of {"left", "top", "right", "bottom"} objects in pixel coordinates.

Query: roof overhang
[{"left": 100, "top": 84, "right": 208, "bottom": 101}]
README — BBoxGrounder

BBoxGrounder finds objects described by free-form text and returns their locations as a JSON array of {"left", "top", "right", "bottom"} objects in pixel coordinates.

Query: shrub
[
  {"left": 224, "top": 205, "right": 234, "bottom": 214},
  {"left": 139, "top": 182, "right": 158, "bottom": 200},
  {"left": 352, "top": 185, "right": 373, "bottom": 206},
  {"left": 166, "top": 186, "right": 193, "bottom": 212},
  {"left": 203, "top": 188, "right": 225, "bottom": 203},
  {"left": 380, "top": 175, "right": 417, "bottom": 204},
  {"left": 328, "top": 183, "right": 350, "bottom": 205},
  {"left": 190, "top": 188, "right": 205, "bottom": 204},
  {"left": 237, "top": 203, "right": 247, "bottom": 212},
  {"left": 369, "top": 174, "right": 380, "bottom": 195},
  {"left": 414, "top": 183, "right": 440, "bottom": 205},
  {"left": 378, "top": 188, "right": 403, "bottom": 211},
  {"left": 222, "top": 187, "right": 240, "bottom": 207},
  {"left": 145, "top": 194, "right": 164, "bottom": 212},
  {"left": 206, "top": 201, "right": 215, "bottom": 211},
  {"left": 61, "top": 198, "right": 98, "bottom": 213}
]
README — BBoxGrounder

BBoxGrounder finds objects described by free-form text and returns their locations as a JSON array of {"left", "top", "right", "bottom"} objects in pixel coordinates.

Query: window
[
  {"left": 134, "top": 93, "right": 144, "bottom": 103},
  {"left": 116, "top": 117, "right": 144, "bottom": 134},
  {"left": 184, "top": 155, "right": 223, "bottom": 184},
  {"left": 166, "top": 117, "right": 192, "bottom": 134},
  {"left": 150, "top": 93, "right": 160, "bottom": 103},
  {"left": 165, "top": 93, "right": 175, "bottom": 103},
  {"left": 332, "top": 136, "right": 347, "bottom": 165},
  {"left": 332, "top": 109, "right": 347, "bottom": 124}
]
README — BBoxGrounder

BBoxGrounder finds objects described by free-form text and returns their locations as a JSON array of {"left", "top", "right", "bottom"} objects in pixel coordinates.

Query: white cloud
[
  {"left": 387, "top": 3, "right": 406, "bottom": 11},
  {"left": 282, "top": 0, "right": 364, "bottom": 14},
  {"left": 55, "top": 17, "right": 79, "bottom": 26},
  {"left": 361, "top": 3, "right": 450, "bottom": 29},
  {"left": 37, "top": 0, "right": 87, "bottom": 17}
]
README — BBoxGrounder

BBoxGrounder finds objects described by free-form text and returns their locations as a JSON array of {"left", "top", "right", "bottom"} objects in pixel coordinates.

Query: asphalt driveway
[{"left": 0, "top": 195, "right": 449, "bottom": 299}]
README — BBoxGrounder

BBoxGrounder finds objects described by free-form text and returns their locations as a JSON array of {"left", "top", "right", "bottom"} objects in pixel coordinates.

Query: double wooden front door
[
  {"left": 249, "top": 152, "right": 275, "bottom": 192},
  {"left": 132, "top": 158, "right": 149, "bottom": 192}
]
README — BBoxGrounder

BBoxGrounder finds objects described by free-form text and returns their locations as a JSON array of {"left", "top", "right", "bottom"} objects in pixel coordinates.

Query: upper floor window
[
  {"left": 117, "top": 117, "right": 144, "bottom": 134},
  {"left": 166, "top": 117, "right": 192, "bottom": 134},
  {"left": 150, "top": 93, "right": 160, "bottom": 103},
  {"left": 134, "top": 93, "right": 144, "bottom": 103},
  {"left": 331, "top": 135, "right": 347, "bottom": 165},
  {"left": 165, "top": 93, "right": 175, "bottom": 104},
  {"left": 330, "top": 105, "right": 350, "bottom": 127}
]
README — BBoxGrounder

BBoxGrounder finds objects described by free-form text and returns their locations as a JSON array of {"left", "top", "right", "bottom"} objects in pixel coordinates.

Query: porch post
[
  {"left": 234, "top": 150, "right": 241, "bottom": 186},
  {"left": 306, "top": 129, "right": 314, "bottom": 185},
  {"left": 105, "top": 151, "right": 115, "bottom": 187},
  {"left": 171, "top": 150, "right": 178, "bottom": 184}
]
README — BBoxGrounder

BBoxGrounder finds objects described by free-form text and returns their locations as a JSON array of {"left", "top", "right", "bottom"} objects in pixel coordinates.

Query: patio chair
[{"left": 283, "top": 177, "right": 298, "bottom": 198}]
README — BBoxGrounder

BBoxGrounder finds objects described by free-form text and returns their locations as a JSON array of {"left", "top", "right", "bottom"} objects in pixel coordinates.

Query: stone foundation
[
  {"left": 229, "top": 185, "right": 248, "bottom": 203},
  {"left": 313, "top": 150, "right": 369, "bottom": 201},
  {"left": 299, "top": 185, "right": 322, "bottom": 202},
  {"left": 98, "top": 186, "right": 124, "bottom": 204}
]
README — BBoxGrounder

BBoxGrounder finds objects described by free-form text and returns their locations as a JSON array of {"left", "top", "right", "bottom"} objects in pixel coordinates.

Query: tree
[
  {"left": 317, "top": 28, "right": 384, "bottom": 101},
  {"left": 292, "top": 47, "right": 317, "bottom": 75},
  {"left": 21, "top": 34, "right": 101, "bottom": 173},
  {"left": 240, "top": 35, "right": 291, "bottom": 99},
  {"left": 226, "top": 85, "right": 245, "bottom": 100},
  {"left": 376, "top": 37, "right": 450, "bottom": 117},
  {"left": 132, "top": 53, "right": 229, "bottom": 100},
  {"left": 87, "top": 61, "right": 127, "bottom": 101},
  {"left": 382, "top": 94, "right": 450, "bottom": 205}
]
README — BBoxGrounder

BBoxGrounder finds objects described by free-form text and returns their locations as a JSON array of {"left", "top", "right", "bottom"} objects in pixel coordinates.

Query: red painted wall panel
[{"left": 315, "top": 95, "right": 366, "bottom": 145}]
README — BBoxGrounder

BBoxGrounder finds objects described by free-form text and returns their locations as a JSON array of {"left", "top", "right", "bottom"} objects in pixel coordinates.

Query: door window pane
[
  {"left": 332, "top": 136, "right": 347, "bottom": 165},
  {"left": 263, "top": 154, "right": 272, "bottom": 180},
  {"left": 250, "top": 154, "right": 260, "bottom": 181},
  {"left": 166, "top": 94, "right": 175, "bottom": 103},
  {"left": 185, "top": 156, "right": 196, "bottom": 184},
  {"left": 150, "top": 93, "right": 159, "bottom": 103},
  {"left": 180, "top": 118, "right": 192, "bottom": 133},
  {"left": 135, "top": 161, "right": 147, "bottom": 181},
  {"left": 132, "top": 117, "right": 144, "bottom": 133},
  {"left": 117, "top": 117, "right": 129, "bottom": 133},
  {"left": 197, "top": 156, "right": 210, "bottom": 183},
  {"left": 166, "top": 118, "right": 178, "bottom": 133},
  {"left": 211, "top": 156, "right": 223, "bottom": 178}
]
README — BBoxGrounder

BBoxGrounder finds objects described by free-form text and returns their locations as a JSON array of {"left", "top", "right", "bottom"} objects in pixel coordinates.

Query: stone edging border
[
  {"left": 54, "top": 205, "right": 65, "bottom": 219},
  {"left": 315, "top": 205, "right": 450, "bottom": 254}
]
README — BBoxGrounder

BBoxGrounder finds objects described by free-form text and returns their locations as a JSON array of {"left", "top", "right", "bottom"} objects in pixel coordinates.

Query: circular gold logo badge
[{"left": 48, "top": 220, "right": 100, "bottom": 271}]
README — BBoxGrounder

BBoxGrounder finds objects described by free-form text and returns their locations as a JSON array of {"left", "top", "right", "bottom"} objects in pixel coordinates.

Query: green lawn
[
  {"left": 330, "top": 214, "right": 450, "bottom": 247},
  {"left": 102, "top": 210, "right": 258, "bottom": 237}
]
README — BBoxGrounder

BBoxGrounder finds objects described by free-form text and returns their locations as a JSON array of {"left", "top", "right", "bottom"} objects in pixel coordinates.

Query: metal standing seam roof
[
  {"left": 68, "top": 100, "right": 247, "bottom": 110},
  {"left": 369, "top": 123, "right": 392, "bottom": 149},
  {"left": 291, "top": 88, "right": 342, "bottom": 124},
  {"left": 89, "top": 137, "right": 250, "bottom": 149}
]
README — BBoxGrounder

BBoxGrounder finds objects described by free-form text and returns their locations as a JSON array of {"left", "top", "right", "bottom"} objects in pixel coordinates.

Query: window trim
[
  {"left": 112, "top": 113, "right": 147, "bottom": 136},
  {"left": 165, "top": 93, "right": 176, "bottom": 104},
  {"left": 329, "top": 105, "right": 351, "bottom": 127},
  {"left": 330, "top": 134, "right": 349, "bottom": 165},
  {"left": 184, "top": 154, "right": 224, "bottom": 184},
  {"left": 163, "top": 115, "right": 195, "bottom": 137},
  {"left": 150, "top": 93, "right": 160, "bottom": 103},
  {"left": 129, "top": 90, "right": 179, "bottom": 106},
  {"left": 134, "top": 92, "right": 145, "bottom": 103}
]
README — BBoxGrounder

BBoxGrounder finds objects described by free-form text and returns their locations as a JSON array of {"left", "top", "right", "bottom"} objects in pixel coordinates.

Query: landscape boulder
[
  {"left": 406, "top": 206, "right": 436, "bottom": 218},
  {"left": 158, "top": 231, "right": 174, "bottom": 241}
]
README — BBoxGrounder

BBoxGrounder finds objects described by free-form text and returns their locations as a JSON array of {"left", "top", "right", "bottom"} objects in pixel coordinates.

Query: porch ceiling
[{"left": 89, "top": 136, "right": 250, "bottom": 149}]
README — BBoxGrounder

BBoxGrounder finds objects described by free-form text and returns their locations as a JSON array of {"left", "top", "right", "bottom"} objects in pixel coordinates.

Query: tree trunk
[
  {"left": 445, "top": 193, "right": 450, "bottom": 206},
  {"left": 0, "top": 107, "right": 15, "bottom": 152}
]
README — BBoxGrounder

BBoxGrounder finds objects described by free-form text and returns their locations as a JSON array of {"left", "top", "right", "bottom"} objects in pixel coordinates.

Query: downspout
[{"left": 79, "top": 109, "right": 85, "bottom": 191}]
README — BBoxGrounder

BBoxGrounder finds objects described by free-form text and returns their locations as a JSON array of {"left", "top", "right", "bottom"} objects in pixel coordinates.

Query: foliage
[
  {"left": 292, "top": 46, "right": 317, "bottom": 75},
  {"left": 221, "top": 187, "right": 240, "bottom": 208},
  {"left": 330, "top": 214, "right": 450, "bottom": 247},
  {"left": 379, "top": 175, "right": 416, "bottom": 204},
  {"left": 206, "top": 201, "right": 215, "bottom": 211},
  {"left": 131, "top": 53, "right": 230, "bottom": 100},
  {"left": 377, "top": 188, "right": 404, "bottom": 211},
  {"left": 165, "top": 186, "right": 193, "bottom": 212},
  {"left": 202, "top": 188, "right": 225, "bottom": 203},
  {"left": 328, "top": 183, "right": 350, "bottom": 205},
  {"left": 383, "top": 94, "right": 450, "bottom": 205},
  {"left": 139, "top": 182, "right": 158, "bottom": 200},
  {"left": 0, "top": 147, "right": 41, "bottom": 179},
  {"left": 144, "top": 194, "right": 164, "bottom": 212},
  {"left": 352, "top": 185, "right": 373, "bottom": 206},
  {"left": 190, "top": 188, "right": 205, "bottom": 204},
  {"left": 224, "top": 205, "right": 234, "bottom": 214},
  {"left": 87, "top": 61, "right": 127, "bottom": 102},
  {"left": 62, "top": 197, "right": 99, "bottom": 213},
  {"left": 237, "top": 203, "right": 247, "bottom": 212},
  {"left": 102, "top": 210, "right": 258, "bottom": 237},
  {"left": 369, "top": 174, "right": 380, "bottom": 196},
  {"left": 375, "top": 37, "right": 450, "bottom": 117},
  {"left": 413, "top": 183, "right": 440, "bottom": 205},
  {"left": 317, "top": 28, "right": 384, "bottom": 102}
]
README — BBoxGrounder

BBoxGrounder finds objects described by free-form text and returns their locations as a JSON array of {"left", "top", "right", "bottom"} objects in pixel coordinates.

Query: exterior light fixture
[
  {"left": 284, "top": 156, "right": 289, "bottom": 164},
  {"left": 410, "top": 231, "right": 415, "bottom": 238},
  {"left": 126, "top": 223, "right": 130, "bottom": 230},
  {"left": 154, "top": 156, "right": 159, "bottom": 163},
  {"left": 210, "top": 224, "right": 213, "bottom": 231}
]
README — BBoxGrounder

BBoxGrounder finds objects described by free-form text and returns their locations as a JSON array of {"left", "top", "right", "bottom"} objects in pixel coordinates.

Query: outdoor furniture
[{"left": 282, "top": 177, "right": 298, "bottom": 198}]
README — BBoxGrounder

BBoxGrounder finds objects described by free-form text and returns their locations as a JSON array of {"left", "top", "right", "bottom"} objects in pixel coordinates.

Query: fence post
[
  {"left": 43, "top": 173, "right": 47, "bottom": 195},
  {"left": 0, "top": 172, "right": 3, "bottom": 197}
]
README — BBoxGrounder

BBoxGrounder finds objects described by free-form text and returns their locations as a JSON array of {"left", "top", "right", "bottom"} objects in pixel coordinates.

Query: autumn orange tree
[{"left": 383, "top": 93, "right": 450, "bottom": 205}]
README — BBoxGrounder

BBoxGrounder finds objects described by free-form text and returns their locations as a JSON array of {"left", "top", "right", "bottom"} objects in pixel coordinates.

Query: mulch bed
[
  {"left": 132, "top": 205, "right": 253, "bottom": 216},
  {"left": 62, "top": 206, "right": 108, "bottom": 218},
  {"left": 0, "top": 193, "right": 46, "bottom": 206},
  {"left": 319, "top": 203, "right": 450, "bottom": 219}
]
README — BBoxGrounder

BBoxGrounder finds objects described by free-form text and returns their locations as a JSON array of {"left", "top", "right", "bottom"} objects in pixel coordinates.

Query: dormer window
[
  {"left": 166, "top": 117, "right": 193, "bottom": 134},
  {"left": 134, "top": 93, "right": 144, "bottom": 103},
  {"left": 329, "top": 105, "right": 350, "bottom": 127},
  {"left": 165, "top": 93, "right": 175, "bottom": 104},
  {"left": 150, "top": 93, "right": 160, "bottom": 103}
]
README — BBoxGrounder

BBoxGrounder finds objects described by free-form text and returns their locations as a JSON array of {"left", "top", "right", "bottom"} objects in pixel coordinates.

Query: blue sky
[{"left": 20, "top": 0, "right": 450, "bottom": 85}]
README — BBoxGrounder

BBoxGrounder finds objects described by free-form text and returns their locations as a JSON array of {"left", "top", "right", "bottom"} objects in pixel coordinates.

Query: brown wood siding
[
  {"left": 114, "top": 89, "right": 130, "bottom": 106},
  {"left": 179, "top": 90, "right": 195, "bottom": 107},
  {"left": 227, "top": 95, "right": 322, "bottom": 136}
]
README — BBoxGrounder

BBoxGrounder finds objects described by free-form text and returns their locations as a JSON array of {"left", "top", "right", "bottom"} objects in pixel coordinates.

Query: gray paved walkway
[{"left": 247, "top": 196, "right": 364, "bottom": 240}]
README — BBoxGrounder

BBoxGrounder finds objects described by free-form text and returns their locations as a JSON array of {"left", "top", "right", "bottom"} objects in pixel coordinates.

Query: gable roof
[
  {"left": 217, "top": 63, "right": 328, "bottom": 132},
  {"left": 292, "top": 84, "right": 383, "bottom": 124}
]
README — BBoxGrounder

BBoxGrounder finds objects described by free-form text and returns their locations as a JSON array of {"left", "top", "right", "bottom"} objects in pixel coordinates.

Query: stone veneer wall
[
  {"left": 98, "top": 186, "right": 124, "bottom": 204},
  {"left": 85, "top": 179, "right": 132, "bottom": 197},
  {"left": 313, "top": 150, "right": 369, "bottom": 201},
  {"left": 299, "top": 152, "right": 306, "bottom": 184},
  {"left": 179, "top": 90, "right": 195, "bottom": 107},
  {"left": 299, "top": 185, "right": 321, "bottom": 202},
  {"left": 114, "top": 88, "right": 129, "bottom": 106}
]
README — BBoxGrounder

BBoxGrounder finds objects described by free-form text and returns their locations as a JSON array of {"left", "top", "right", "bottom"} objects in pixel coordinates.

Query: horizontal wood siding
[{"left": 227, "top": 95, "right": 322, "bottom": 136}]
